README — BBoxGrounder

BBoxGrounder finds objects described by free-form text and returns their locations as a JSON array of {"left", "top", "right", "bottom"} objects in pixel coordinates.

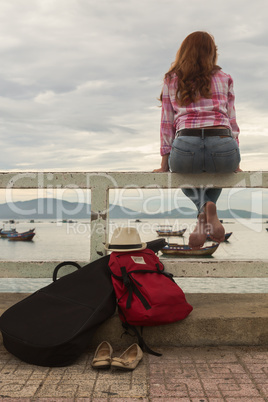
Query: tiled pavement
[{"left": 0, "top": 344, "right": 267, "bottom": 401}]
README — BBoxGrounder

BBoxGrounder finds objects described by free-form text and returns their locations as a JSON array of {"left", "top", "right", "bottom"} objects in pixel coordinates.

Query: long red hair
[{"left": 160, "top": 31, "right": 221, "bottom": 106}]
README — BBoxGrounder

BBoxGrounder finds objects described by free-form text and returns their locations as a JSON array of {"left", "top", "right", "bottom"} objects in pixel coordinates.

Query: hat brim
[{"left": 104, "top": 242, "right": 147, "bottom": 253}]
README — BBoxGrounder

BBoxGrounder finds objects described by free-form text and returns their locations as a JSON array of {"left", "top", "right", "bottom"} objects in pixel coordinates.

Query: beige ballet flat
[
  {"left": 91, "top": 341, "right": 113, "bottom": 369},
  {"left": 111, "top": 343, "right": 143, "bottom": 371}
]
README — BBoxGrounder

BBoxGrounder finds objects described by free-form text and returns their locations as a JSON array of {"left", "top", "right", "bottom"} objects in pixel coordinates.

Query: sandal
[
  {"left": 111, "top": 343, "right": 143, "bottom": 371},
  {"left": 91, "top": 341, "right": 113, "bottom": 369}
]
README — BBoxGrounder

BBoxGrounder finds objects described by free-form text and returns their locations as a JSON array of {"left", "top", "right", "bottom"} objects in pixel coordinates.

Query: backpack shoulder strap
[
  {"left": 121, "top": 322, "right": 162, "bottom": 357},
  {"left": 120, "top": 266, "right": 151, "bottom": 310}
]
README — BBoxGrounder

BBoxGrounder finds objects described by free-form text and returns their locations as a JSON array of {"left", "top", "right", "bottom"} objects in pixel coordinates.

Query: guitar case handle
[{"left": 53, "top": 261, "right": 82, "bottom": 282}]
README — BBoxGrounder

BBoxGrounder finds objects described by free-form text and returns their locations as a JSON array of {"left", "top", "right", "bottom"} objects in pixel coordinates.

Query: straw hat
[{"left": 105, "top": 227, "right": 147, "bottom": 252}]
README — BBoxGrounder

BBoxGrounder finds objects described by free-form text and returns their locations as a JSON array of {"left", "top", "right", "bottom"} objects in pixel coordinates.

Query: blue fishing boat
[
  {"left": 0, "top": 228, "right": 18, "bottom": 238},
  {"left": 206, "top": 232, "right": 232, "bottom": 242},
  {"left": 156, "top": 226, "right": 186, "bottom": 237},
  {"left": 7, "top": 229, "right": 35, "bottom": 241},
  {"left": 161, "top": 242, "right": 219, "bottom": 257}
]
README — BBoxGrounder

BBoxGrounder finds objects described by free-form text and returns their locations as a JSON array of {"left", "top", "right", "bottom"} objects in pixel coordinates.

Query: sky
[{"left": 0, "top": 0, "right": 268, "bottom": 211}]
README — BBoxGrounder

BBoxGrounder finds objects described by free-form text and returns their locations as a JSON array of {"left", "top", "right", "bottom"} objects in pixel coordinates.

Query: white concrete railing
[{"left": 0, "top": 171, "right": 268, "bottom": 279}]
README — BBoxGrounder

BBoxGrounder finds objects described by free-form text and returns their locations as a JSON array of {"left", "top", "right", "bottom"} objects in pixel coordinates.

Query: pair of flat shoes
[{"left": 91, "top": 341, "right": 143, "bottom": 371}]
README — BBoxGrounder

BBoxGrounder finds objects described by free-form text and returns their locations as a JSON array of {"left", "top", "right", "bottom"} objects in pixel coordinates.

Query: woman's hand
[
  {"left": 153, "top": 154, "right": 170, "bottom": 173},
  {"left": 153, "top": 167, "right": 169, "bottom": 173},
  {"left": 234, "top": 164, "right": 243, "bottom": 172}
]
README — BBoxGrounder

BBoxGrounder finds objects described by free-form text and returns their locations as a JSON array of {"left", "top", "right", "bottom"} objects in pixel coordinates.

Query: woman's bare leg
[
  {"left": 205, "top": 201, "right": 225, "bottom": 242},
  {"left": 188, "top": 212, "right": 207, "bottom": 249}
]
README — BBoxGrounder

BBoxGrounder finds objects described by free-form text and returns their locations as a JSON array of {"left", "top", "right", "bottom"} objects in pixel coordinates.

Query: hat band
[{"left": 108, "top": 243, "right": 142, "bottom": 250}]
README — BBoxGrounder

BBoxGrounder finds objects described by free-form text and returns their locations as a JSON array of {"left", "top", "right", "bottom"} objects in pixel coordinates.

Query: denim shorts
[{"left": 169, "top": 135, "right": 241, "bottom": 174}]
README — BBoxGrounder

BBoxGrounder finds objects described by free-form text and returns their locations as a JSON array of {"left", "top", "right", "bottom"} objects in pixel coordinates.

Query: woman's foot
[
  {"left": 205, "top": 201, "right": 225, "bottom": 243},
  {"left": 188, "top": 212, "right": 207, "bottom": 249}
]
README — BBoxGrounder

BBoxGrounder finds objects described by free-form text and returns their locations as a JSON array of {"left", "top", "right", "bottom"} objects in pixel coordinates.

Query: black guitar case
[{"left": 0, "top": 256, "right": 116, "bottom": 367}]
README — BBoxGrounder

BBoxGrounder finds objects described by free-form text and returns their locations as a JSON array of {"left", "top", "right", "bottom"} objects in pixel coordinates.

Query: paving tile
[
  {"left": 111, "top": 399, "right": 148, "bottom": 402},
  {"left": 78, "top": 399, "right": 107, "bottom": 402},
  {"left": 237, "top": 348, "right": 268, "bottom": 360},
  {"left": 251, "top": 373, "right": 268, "bottom": 383},
  {"left": 149, "top": 383, "right": 189, "bottom": 398},
  {"left": 36, "top": 399, "right": 75, "bottom": 402},
  {"left": 92, "top": 379, "right": 148, "bottom": 399},
  {"left": 0, "top": 399, "right": 32, "bottom": 402},
  {"left": 219, "top": 382, "right": 264, "bottom": 398},
  {"left": 245, "top": 363, "right": 268, "bottom": 374},
  {"left": 35, "top": 384, "right": 79, "bottom": 398},
  {"left": 75, "top": 384, "right": 95, "bottom": 398},
  {"left": 259, "top": 382, "right": 268, "bottom": 396},
  {"left": 61, "top": 374, "right": 96, "bottom": 385},
  {"left": 0, "top": 380, "right": 42, "bottom": 398},
  {"left": 225, "top": 399, "right": 267, "bottom": 402},
  {"left": 151, "top": 399, "right": 191, "bottom": 402},
  {"left": 77, "top": 399, "right": 107, "bottom": 402}
]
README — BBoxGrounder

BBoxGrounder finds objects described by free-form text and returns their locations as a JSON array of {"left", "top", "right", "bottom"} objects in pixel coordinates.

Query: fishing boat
[
  {"left": 206, "top": 232, "right": 233, "bottom": 242},
  {"left": 161, "top": 242, "right": 219, "bottom": 257},
  {"left": 7, "top": 229, "right": 35, "bottom": 241},
  {"left": 0, "top": 228, "right": 18, "bottom": 238},
  {"left": 156, "top": 226, "right": 186, "bottom": 237}
]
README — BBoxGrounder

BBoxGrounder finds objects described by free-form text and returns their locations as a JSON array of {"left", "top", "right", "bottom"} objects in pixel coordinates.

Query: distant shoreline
[{"left": 0, "top": 198, "right": 268, "bottom": 221}]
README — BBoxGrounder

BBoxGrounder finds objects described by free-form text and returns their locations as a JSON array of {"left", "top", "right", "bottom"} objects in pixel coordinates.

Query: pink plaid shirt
[{"left": 160, "top": 70, "right": 240, "bottom": 156}]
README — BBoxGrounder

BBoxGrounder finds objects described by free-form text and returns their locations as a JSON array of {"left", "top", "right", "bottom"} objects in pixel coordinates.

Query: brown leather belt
[{"left": 176, "top": 128, "right": 231, "bottom": 138}]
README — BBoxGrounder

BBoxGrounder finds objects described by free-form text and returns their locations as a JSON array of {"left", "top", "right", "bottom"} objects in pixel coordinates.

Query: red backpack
[{"left": 108, "top": 248, "right": 193, "bottom": 327}]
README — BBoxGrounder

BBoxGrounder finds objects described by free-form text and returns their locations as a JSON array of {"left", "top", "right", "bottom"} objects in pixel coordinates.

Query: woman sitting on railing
[{"left": 154, "top": 31, "right": 242, "bottom": 248}]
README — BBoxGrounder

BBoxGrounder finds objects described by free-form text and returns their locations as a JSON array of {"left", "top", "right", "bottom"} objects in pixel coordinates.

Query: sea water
[{"left": 0, "top": 218, "right": 268, "bottom": 293}]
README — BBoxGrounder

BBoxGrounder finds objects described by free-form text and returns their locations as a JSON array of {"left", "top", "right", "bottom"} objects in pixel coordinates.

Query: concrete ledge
[
  {"left": 93, "top": 293, "right": 268, "bottom": 348},
  {"left": 1, "top": 171, "right": 267, "bottom": 188},
  {"left": 0, "top": 293, "right": 267, "bottom": 349},
  {"left": 165, "top": 259, "right": 268, "bottom": 278},
  {"left": 0, "top": 260, "right": 268, "bottom": 278}
]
